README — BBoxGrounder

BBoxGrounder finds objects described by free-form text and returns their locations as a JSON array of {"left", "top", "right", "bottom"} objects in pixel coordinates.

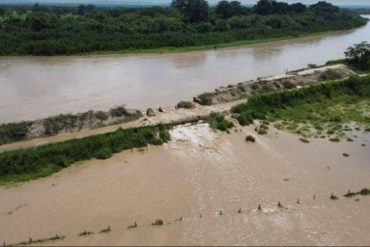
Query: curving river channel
[{"left": 1, "top": 16, "right": 370, "bottom": 123}]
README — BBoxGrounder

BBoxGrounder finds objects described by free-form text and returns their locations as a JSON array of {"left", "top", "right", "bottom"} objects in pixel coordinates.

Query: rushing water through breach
[{"left": 1, "top": 17, "right": 370, "bottom": 123}]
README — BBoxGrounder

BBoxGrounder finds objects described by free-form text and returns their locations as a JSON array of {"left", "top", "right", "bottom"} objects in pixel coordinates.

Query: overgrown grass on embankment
[
  {"left": 0, "top": 106, "right": 143, "bottom": 146},
  {"left": 0, "top": 125, "right": 170, "bottom": 186},
  {"left": 232, "top": 75, "right": 370, "bottom": 139}
]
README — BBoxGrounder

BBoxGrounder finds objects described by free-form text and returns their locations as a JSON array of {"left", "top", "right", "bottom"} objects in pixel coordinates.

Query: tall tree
[
  {"left": 216, "top": 0, "right": 243, "bottom": 19},
  {"left": 171, "top": 0, "right": 209, "bottom": 22}
]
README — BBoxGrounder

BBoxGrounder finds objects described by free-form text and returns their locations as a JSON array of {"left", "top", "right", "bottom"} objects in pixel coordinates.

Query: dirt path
[{"left": 1, "top": 123, "right": 369, "bottom": 245}]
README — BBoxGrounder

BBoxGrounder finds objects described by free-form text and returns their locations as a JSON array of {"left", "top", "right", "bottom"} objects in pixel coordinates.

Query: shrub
[
  {"left": 197, "top": 93, "right": 214, "bottom": 105},
  {"left": 0, "top": 122, "right": 30, "bottom": 144},
  {"left": 344, "top": 188, "right": 370, "bottom": 198},
  {"left": 94, "top": 147, "right": 113, "bottom": 160},
  {"left": 208, "top": 112, "right": 234, "bottom": 131},
  {"left": 109, "top": 106, "right": 129, "bottom": 117},
  {"left": 95, "top": 111, "right": 109, "bottom": 121},
  {"left": 177, "top": 101, "right": 195, "bottom": 109},
  {"left": 245, "top": 135, "right": 256, "bottom": 142},
  {"left": 319, "top": 69, "right": 342, "bottom": 81}
]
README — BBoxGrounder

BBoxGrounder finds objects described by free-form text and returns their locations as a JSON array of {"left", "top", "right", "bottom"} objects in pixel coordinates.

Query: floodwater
[
  {"left": 1, "top": 125, "right": 370, "bottom": 245},
  {"left": 0, "top": 16, "right": 369, "bottom": 123}
]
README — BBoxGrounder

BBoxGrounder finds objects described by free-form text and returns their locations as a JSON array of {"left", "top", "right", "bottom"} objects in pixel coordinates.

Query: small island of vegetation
[{"left": 0, "top": 0, "right": 367, "bottom": 55}]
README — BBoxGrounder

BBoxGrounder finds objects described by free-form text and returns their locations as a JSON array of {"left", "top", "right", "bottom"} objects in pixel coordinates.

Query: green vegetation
[
  {"left": 151, "top": 219, "right": 164, "bottom": 226},
  {"left": 95, "top": 111, "right": 109, "bottom": 121},
  {"left": 0, "top": 106, "right": 142, "bottom": 145},
  {"left": 327, "top": 41, "right": 370, "bottom": 72},
  {"left": 0, "top": 125, "right": 171, "bottom": 185},
  {"left": 232, "top": 75, "right": 370, "bottom": 140},
  {"left": 109, "top": 106, "right": 129, "bottom": 117},
  {"left": 256, "top": 123, "right": 269, "bottom": 135},
  {"left": 345, "top": 42, "right": 370, "bottom": 72},
  {"left": 344, "top": 188, "right": 370, "bottom": 198},
  {"left": 0, "top": 1, "right": 366, "bottom": 55},
  {"left": 0, "top": 122, "right": 31, "bottom": 145},
  {"left": 319, "top": 69, "right": 342, "bottom": 81},
  {"left": 177, "top": 101, "right": 195, "bottom": 109},
  {"left": 245, "top": 135, "right": 256, "bottom": 142},
  {"left": 208, "top": 112, "right": 234, "bottom": 131}
]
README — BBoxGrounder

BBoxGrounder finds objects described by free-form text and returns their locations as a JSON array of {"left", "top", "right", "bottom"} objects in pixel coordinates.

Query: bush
[
  {"left": 94, "top": 147, "right": 113, "bottom": 160},
  {"left": 109, "top": 106, "right": 129, "bottom": 117},
  {"left": 319, "top": 69, "right": 342, "bottom": 81},
  {"left": 245, "top": 135, "right": 256, "bottom": 142},
  {"left": 177, "top": 101, "right": 195, "bottom": 109},
  {"left": 95, "top": 111, "right": 109, "bottom": 121},
  {"left": 0, "top": 122, "right": 30, "bottom": 145},
  {"left": 208, "top": 112, "right": 234, "bottom": 131}
]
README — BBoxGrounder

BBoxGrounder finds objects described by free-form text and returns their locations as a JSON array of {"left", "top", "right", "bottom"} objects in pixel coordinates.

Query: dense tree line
[{"left": 0, "top": 0, "right": 367, "bottom": 55}]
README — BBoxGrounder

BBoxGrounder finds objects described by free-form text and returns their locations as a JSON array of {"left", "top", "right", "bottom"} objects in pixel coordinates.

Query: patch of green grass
[{"left": 208, "top": 112, "right": 234, "bottom": 132}]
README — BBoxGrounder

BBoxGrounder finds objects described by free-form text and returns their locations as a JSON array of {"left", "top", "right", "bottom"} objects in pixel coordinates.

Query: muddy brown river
[{"left": 1, "top": 16, "right": 369, "bottom": 123}]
